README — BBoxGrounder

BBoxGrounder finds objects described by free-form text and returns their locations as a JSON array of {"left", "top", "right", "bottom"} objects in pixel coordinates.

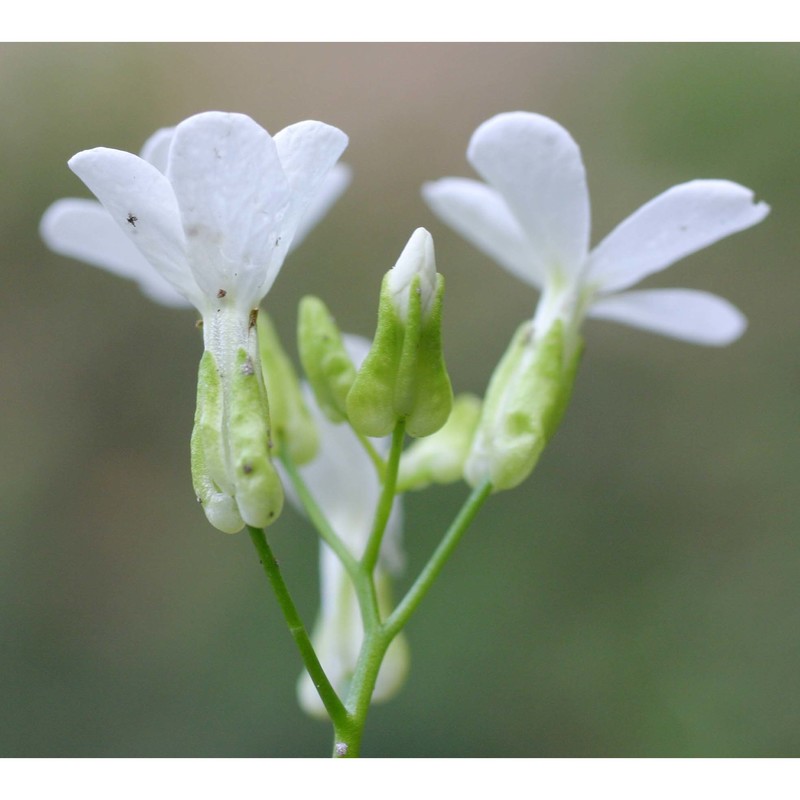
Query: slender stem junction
[{"left": 252, "top": 424, "right": 493, "bottom": 758}]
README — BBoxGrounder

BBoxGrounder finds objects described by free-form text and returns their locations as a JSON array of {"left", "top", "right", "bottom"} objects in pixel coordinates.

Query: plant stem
[
  {"left": 279, "top": 450, "right": 360, "bottom": 582},
  {"left": 332, "top": 478, "right": 493, "bottom": 757},
  {"left": 355, "top": 431, "right": 386, "bottom": 479},
  {"left": 361, "top": 421, "right": 405, "bottom": 574},
  {"left": 247, "top": 525, "right": 348, "bottom": 728},
  {"left": 384, "top": 479, "right": 493, "bottom": 639}
]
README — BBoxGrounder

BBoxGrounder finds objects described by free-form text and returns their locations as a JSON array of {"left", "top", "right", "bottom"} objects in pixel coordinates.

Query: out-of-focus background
[{"left": 2, "top": 43, "right": 799, "bottom": 757}]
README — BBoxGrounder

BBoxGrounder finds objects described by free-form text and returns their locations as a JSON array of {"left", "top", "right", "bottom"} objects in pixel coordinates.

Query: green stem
[
  {"left": 332, "top": 478, "right": 493, "bottom": 758},
  {"left": 279, "top": 449, "right": 359, "bottom": 582},
  {"left": 384, "top": 479, "right": 493, "bottom": 639},
  {"left": 361, "top": 421, "right": 405, "bottom": 575},
  {"left": 247, "top": 525, "right": 348, "bottom": 728},
  {"left": 355, "top": 432, "right": 386, "bottom": 479}
]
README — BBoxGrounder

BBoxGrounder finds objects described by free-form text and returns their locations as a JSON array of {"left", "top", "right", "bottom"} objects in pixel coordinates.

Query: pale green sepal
[
  {"left": 346, "top": 274, "right": 403, "bottom": 437},
  {"left": 347, "top": 273, "right": 453, "bottom": 438},
  {"left": 258, "top": 312, "right": 318, "bottom": 465},
  {"left": 194, "top": 350, "right": 232, "bottom": 494},
  {"left": 229, "top": 348, "right": 284, "bottom": 528},
  {"left": 403, "top": 273, "right": 452, "bottom": 437},
  {"left": 465, "top": 320, "right": 582, "bottom": 491},
  {"left": 397, "top": 392, "right": 482, "bottom": 492},
  {"left": 298, "top": 296, "right": 357, "bottom": 423},
  {"left": 191, "top": 350, "right": 243, "bottom": 533}
]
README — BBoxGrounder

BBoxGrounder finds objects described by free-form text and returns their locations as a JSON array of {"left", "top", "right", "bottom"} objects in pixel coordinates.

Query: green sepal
[
  {"left": 229, "top": 348, "right": 284, "bottom": 528},
  {"left": 258, "top": 312, "right": 318, "bottom": 465},
  {"left": 346, "top": 274, "right": 403, "bottom": 437},
  {"left": 298, "top": 296, "right": 357, "bottom": 423},
  {"left": 347, "top": 273, "right": 453, "bottom": 438},
  {"left": 191, "top": 350, "right": 244, "bottom": 534},
  {"left": 404, "top": 273, "right": 452, "bottom": 437},
  {"left": 397, "top": 392, "right": 482, "bottom": 492},
  {"left": 466, "top": 320, "right": 583, "bottom": 491}
]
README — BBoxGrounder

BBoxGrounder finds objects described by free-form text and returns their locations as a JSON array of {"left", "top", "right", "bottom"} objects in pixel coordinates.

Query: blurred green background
[{"left": 2, "top": 43, "right": 799, "bottom": 757}]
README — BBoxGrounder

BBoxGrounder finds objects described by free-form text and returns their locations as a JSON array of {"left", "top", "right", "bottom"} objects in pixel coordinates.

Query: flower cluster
[{"left": 41, "top": 109, "right": 769, "bottom": 732}]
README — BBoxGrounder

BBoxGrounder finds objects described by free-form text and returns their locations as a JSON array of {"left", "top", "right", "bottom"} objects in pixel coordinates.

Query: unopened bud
[
  {"left": 397, "top": 393, "right": 482, "bottom": 491},
  {"left": 347, "top": 228, "right": 452, "bottom": 438},
  {"left": 298, "top": 296, "right": 357, "bottom": 423}
]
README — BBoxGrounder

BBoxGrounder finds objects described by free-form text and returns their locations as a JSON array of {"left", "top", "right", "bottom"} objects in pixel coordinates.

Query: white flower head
[
  {"left": 423, "top": 111, "right": 769, "bottom": 348},
  {"left": 286, "top": 336, "right": 408, "bottom": 717},
  {"left": 41, "top": 112, "right": 351, "bottom": 314},
  {"left": 41, "top": 113, "right": 349, "bottom": 533}
]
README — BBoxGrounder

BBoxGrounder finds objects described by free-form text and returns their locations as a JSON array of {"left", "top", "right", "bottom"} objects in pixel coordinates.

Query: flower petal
[
  {"left": 40, "top": 198, "right": 191, "bottom": 307},
  {"left": 68, "top": 147, "right": 202, "bottom": 308},
  {"left": 588, "top": 180, "right": 770, "bottom": 293},
  {"left": 422, "top": 177, "right": 544, "bottom": 288},
  {"left": 290, "top": 163, "right": 352, "bottom": 252},
  {"left": 139, "top": 126, "right": 174, "bottom": 173},
  {"left": 588, "top": 288, "right": 747, "bottom": 346},
  {"left": 167, "top": 112, "right": 291, "bottom": 308},
  {"left": 273, "top": 120, "right": 349, "bottom": 247},
  {"left": 466, "top": 112, "right": 590, "bottom": 281}
]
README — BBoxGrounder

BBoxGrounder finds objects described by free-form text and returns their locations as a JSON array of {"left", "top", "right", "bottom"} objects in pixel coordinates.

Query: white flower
[
  {"left": 41, "top": 112, "right": 349, "bottom": 533},
  {"left": 423, "top": 111, "right": 769, "bottom": 348},
  {"left": 287, "top": 336, "right": 409, "bottom": 718},
  {"left": 40, "top": 111, "right": 350, "bottom": 318}
]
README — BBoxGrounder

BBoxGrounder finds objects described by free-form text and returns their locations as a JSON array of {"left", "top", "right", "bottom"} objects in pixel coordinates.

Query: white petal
[
  {"left": 273, "top": 120, "right": 349, "bottom": 248},
  {"left": 290, "top": 163, "right": 351, "bottom": 251},
  {"left": 68, "top": 147, "right": 202, "bottom": 308},
  {"left": 167, "top": 112, "right": 291, "bottom": 308},
  {"left": 139, "top": 126, "right": 174, "bottom": 173},
  {"left": 588, "top": 288, "right": 747, "bottom": 346},
  {"left": 387, "top": 228, "right": 438, "bottom": 323},
  {"left": 588, "top": 180, "right": 770, "bottom": 293},
  {"left": 295, "top": 384, "right": 381, "bottom": 553},
  {"left": 466, "top": 112, "right": 590, "bottom": 281},
  {"left": 41, "top": 198, "right": 191, "bottom": 308},
  {"left": 422, "top": 176, "right": 543, "bottom": 288}
]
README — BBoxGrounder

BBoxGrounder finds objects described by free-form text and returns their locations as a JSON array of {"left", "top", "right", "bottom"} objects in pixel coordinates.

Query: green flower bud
[
  {"left": 298, "top": 296, "right": 357, "bottom": 423},
  {"left": 465, "top": 320, "right": 583, "bottom": 491},
  {"left": 397, "top": 393, "right": 482, "bottom": 492},
  {"left": 347, "top": 228, "right": 453, "bottom": 438},
  {"left": 258, "top": 312, "right": 318, "bottom": 465}
]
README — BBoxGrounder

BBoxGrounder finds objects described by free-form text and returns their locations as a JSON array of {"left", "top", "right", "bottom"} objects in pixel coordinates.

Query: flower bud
[
  {"left": 298, "top": 295, "right": 357, "bottom": 423},
  {"left": 347, "top": 228, "right": 452, "bottom": 438},
  {"left": 397, "top": 393, "right": 482, "bottom": 492},
  {"left": 258, "top": 312, "right": 318, "bottom": 464},
  {"left": 465, "top": 320, "right": 583, "bottom": 491}
]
